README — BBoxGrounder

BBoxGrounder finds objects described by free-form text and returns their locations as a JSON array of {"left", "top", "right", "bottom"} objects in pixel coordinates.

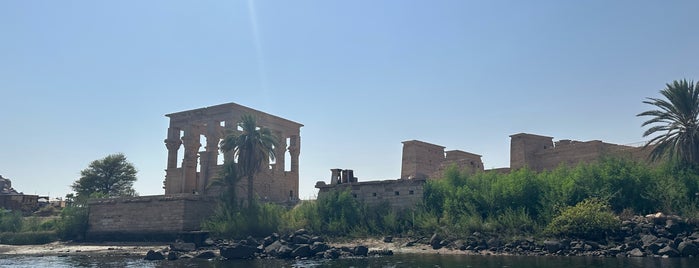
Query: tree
[
  {"left": 638, "top": 79, "right": 699, "bottom": 166},
  {"left": 71, "top": 153, "right": 138, "bottom": 198},
  {"left": 220, "top": 115, "right": 278, "bottom": 207}
]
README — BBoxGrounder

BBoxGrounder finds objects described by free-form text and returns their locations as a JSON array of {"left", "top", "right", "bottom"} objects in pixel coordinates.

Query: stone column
[
  {"left": 274, "top": 131, "right": 285, "bottom": 172},
  {"left": 164, "top": 127, "right": 182, "bottom": 169},
  {"left": 199, "top": 122, "right": 222, "bottom": 193},
  {"left": 181, "top": 129, "right": 201, "bottom": 194},
  {"left": 288, "top": 135, "right": 300, "bottom": 173}
]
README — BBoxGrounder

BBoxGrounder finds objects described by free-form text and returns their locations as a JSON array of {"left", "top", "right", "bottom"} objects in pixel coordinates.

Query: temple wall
[
  {"left": 316, "top": 178, "right": 425, "bottom": 210},
  {"left": 87, "top": 194, "right": 215, "bottom": 240}
]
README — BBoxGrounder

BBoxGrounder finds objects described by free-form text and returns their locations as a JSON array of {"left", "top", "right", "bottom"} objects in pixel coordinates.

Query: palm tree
[
  {"left": 220, "top": 114, "right": 279, "bottom": 207},
  {"left": 637, "top": 79, "right": 699, "bottom": 166}
]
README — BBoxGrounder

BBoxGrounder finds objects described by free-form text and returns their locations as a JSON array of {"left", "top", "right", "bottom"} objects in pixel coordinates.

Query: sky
[{"left": 1, "top": 1, "right": 698, "bottom": 200}]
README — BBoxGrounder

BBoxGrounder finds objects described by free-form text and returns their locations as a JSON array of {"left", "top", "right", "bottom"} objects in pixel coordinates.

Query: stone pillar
[
  {"left": 198, "top": 122, "right": 221, "bottom": 193},
  {"left": 164, "top": 127, "right": 182, "bottom": 169},
  {"left": 274, "top": 131, "right": 285, "bottom": 171},
  {"left": 330, "top": 169, "right": 342, "bottom": 184},
  {"left": 288, "top": 135, "right": 300, "bottom": 173},
  {"left": 181, "top": 129, "right": 201, "bottom": 194}
]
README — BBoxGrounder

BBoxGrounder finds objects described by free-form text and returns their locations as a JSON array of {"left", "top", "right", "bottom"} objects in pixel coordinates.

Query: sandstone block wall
[
  {"left": 87, "top": 194, "right": 215, "bottom": 240},
  {"left": 316, "top": 178, "right": 425, "bottom": 210}
]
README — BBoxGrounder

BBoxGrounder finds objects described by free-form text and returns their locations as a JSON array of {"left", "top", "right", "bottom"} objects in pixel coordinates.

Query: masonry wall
[
  {"left": 87, "top": 194, "right": 216, "bottom": 241},
  {"left": 509, "top": 133, "right": 648, "bottom": 172},
  {"left": 316, "top": 178, "right": 425, "bottom": 210}
]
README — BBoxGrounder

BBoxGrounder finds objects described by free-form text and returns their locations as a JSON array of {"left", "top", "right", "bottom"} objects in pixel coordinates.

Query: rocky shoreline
[
  {"left": 137, "top": 213, "right": 699, "bottom": 261},
  {"left": 3, "top": 213, "right": 698, "bottom": 261}
]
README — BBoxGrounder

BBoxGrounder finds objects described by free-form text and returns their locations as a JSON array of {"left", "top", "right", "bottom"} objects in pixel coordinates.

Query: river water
[{"left": 2, "top": 254, "right": 699, "bottom": 267}]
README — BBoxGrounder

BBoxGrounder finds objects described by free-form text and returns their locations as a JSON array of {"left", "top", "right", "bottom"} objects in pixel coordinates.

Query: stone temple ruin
[
  {"left": 317, "top": 133, "right": 649, "bottom": 209},
  {"left": 163, "top": 102, "right": 303, "bottom": 203},
  {"left": 87, "top": 103, "right": 302, "bottom": 240}
]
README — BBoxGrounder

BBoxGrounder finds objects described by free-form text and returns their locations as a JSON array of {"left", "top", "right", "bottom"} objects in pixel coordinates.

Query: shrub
[
  {"left": 55, "top": 206, "right": 89, "bottom": 241},
  {"left": 0, "top": 210, "right": 23, "bottom": 232},
  {"left": 0, "top": 231, "right": 57, "bottom": 245},
  {"left": 545, "top": 198, "right": 619, "bottom": 240}
]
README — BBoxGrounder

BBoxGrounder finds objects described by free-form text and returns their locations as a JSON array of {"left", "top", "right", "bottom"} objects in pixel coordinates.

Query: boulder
[
  {"left": 311, "top": 236, "right": 324, "bottom": 243},
  {"left": 641, "top": 234, "right": 658, "bottom": 248},
  {"left": 294, "top": 229, "right": 308, "bottom": 236},
  {"left": 383, "top": 236, "right": 393, "bottom": 243},
  {"left": 678, "top": 241, "right": 699, "bottom": 257},
  {"left": 369, "top": 249, "right": 394, "bottom": 256},
  {"left": 658, "top": 245, "right": 680, "bottom": 258},
  {"left": 323, "top": 248, "right": 341, "bottom": 259},
  {"left": 170, "top": 241, "right": 196, "bottom": 252},
  {"left": 220, "top": 243, "right": 257, "bottom": 259},
  {"left": 354, "top": 245, "right": 369, "bottom": 256},
  {"left": 628, "top": 248, "right": 645, "bottom": 257},
  {"left": 276, "top": 245, "right": 294, "bottom": 259},
  {"left": 144, "top": 250, "right": 165, "bottom": 260},
  {"left": 167, "top": 251, "right": 178, "bottom": 260},
  {"left": 264, "top": 241, "right": 283, "bottom": 255},
  {"left": 544, "top": 240, "right": 561, "bottom": 253},
  {"left": 430, "top": 233, "right": 442, "bottom": 249},
  {"left": 291, "top": 244, "right": 312, "bottom": 258},
  {"left": 292, "top": 234, "right": 311, "bottom": 245},
  {"left": 196, "top": 251, "right": 217, "bottom": 259},
  {"left": 310, "top": 242, "right": 330, "bottom": 254}
]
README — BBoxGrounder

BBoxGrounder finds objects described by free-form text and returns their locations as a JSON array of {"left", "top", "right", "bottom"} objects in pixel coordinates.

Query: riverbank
[{"left": 0, "top": 241, "right": 167, "bottom": 256}]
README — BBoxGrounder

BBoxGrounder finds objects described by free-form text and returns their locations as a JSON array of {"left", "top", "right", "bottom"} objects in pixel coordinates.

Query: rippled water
[{"left": 2, "top": 254, "right": 699, "bottom": 268}]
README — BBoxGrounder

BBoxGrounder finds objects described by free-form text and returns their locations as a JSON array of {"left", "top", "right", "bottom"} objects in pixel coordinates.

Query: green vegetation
[
  {"left": 71, "top": 153, "right": 138, "bottom": 198},
  {"left": 544, "top": 198, "right": 619, "bottom": 240},
  {"left": 638, "top": 79, "right": 699, "bottom": 167},
  {"left": 220, "top": 114, "right": 279, "bottom": 207},
  {"left": 203, "top": 157, "right": 699, "bottom": 242}
]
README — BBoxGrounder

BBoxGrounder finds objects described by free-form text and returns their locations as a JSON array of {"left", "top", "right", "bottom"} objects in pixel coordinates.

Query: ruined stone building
[
  {"left": 87, "top": 102, "right": 302, "bottom": 241},
  {"left": 316, "top": 140, "right": 483, "bottom": 209},
  {"left": 316, "top": 134, "right": 648, "bottom": 209},
  {"left": 400, "top": 140, "right": 483, "bottom": 179},
  {"left": 163, "top": 102, "right": 303, "bottom": 203},
  {"left": 509, "top": 133, "right": 648, "bottom": 172}
]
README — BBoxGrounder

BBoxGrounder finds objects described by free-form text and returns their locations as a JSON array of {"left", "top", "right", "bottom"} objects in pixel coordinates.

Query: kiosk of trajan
[
  {"left": 86, "top": 103, "right": 302, "bottom": 241},
  {"left": 164, "top": 102, "right": 303, "bottom": 203}
]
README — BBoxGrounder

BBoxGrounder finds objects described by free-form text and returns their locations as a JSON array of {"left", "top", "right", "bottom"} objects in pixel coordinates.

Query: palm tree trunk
[{"left": 247, "top": 174, "right": 254, "bottom": 208}]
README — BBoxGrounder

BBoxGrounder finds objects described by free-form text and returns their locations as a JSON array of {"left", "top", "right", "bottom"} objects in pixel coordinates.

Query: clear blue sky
[{"left": 1, "top": 1, "right": 698, "bottom": 199}]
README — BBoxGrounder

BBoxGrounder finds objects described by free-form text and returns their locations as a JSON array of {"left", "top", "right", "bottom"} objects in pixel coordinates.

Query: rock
[
  {"left": 276, "top": 245, "right": 294, "bottom": 259},
  {"left": 648, "top": 242, "right": 664, "bottom": 254},
  {"left": 264, "top": 241, "right": 283, "bottom": 255},
  {"left": 144, "top": 250, "right": 165, "bottom": 260},
  {"left": 220, "top": 243, "right": 257, "bottom": 259},
  {"left": 292, "top": 234, "right": 311, "bottom": 245},
  {"left": 628, "top": 248, "right": 645, "bottom": 257},
  {"left": 641, "top": 234, "right": 658, "bottom": 247},
  {"left": 383, "top": 236, "right": 393, "bottom": 243},
  {"left": 310, "top": 236, "right": 324, "bottom": 243},
  {"left": 203, "top": 238, "right": 215, "bottom": 247},
  {"left": 294, "top": 229, "right": 308, "bottom": 236},
  {"left": 544, "top": 240, "right": 561, "bottom": 253},
  {"left": 658, "top": 245, "right": 680, "bottom": 257},
  {"left": 291, "top": 244, "right": 312, "bottom": 258},
  {"left": 323, "top": 248, "right": 340, "bottom": 259},
  {"left": 369, "top": 249, "right": 393, "bottom": 256},
  {"left": 170, "top": 241, "right": 196, "bottom": 252},
  {"left": 430, "top": 233, "right": 442, "bottom": 250},
  {"left": 678, "top": 241, "right": 699, "bottom": 257},
  {"left": 167, "top": 251, "right": 178, "bottom": 260},
  {"left": 354, "top": 245, "right": 369, "bottom": 256},
  {"left": 310, "top": 242, "right": 329, "bottom": 254},
  {"left": 196, "top": 251, "right": 217, "bottom": 259}
]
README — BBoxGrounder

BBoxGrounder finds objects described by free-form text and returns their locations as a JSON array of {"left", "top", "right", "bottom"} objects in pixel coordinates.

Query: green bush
[
  {"left": 545, "top": 198, "right": 619, "bottom": 240},
  {"left": 55, "top": 206, "right": 89, "bottom": 241},
  {"left": 203, "top": 202, "right": 285, "bottom": 239},
  {"left": 0, "top": 210, "right": 23, "bottom": 233},
  {"left": 0, "top": 231, "right": 57, "bottom": 245}
]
